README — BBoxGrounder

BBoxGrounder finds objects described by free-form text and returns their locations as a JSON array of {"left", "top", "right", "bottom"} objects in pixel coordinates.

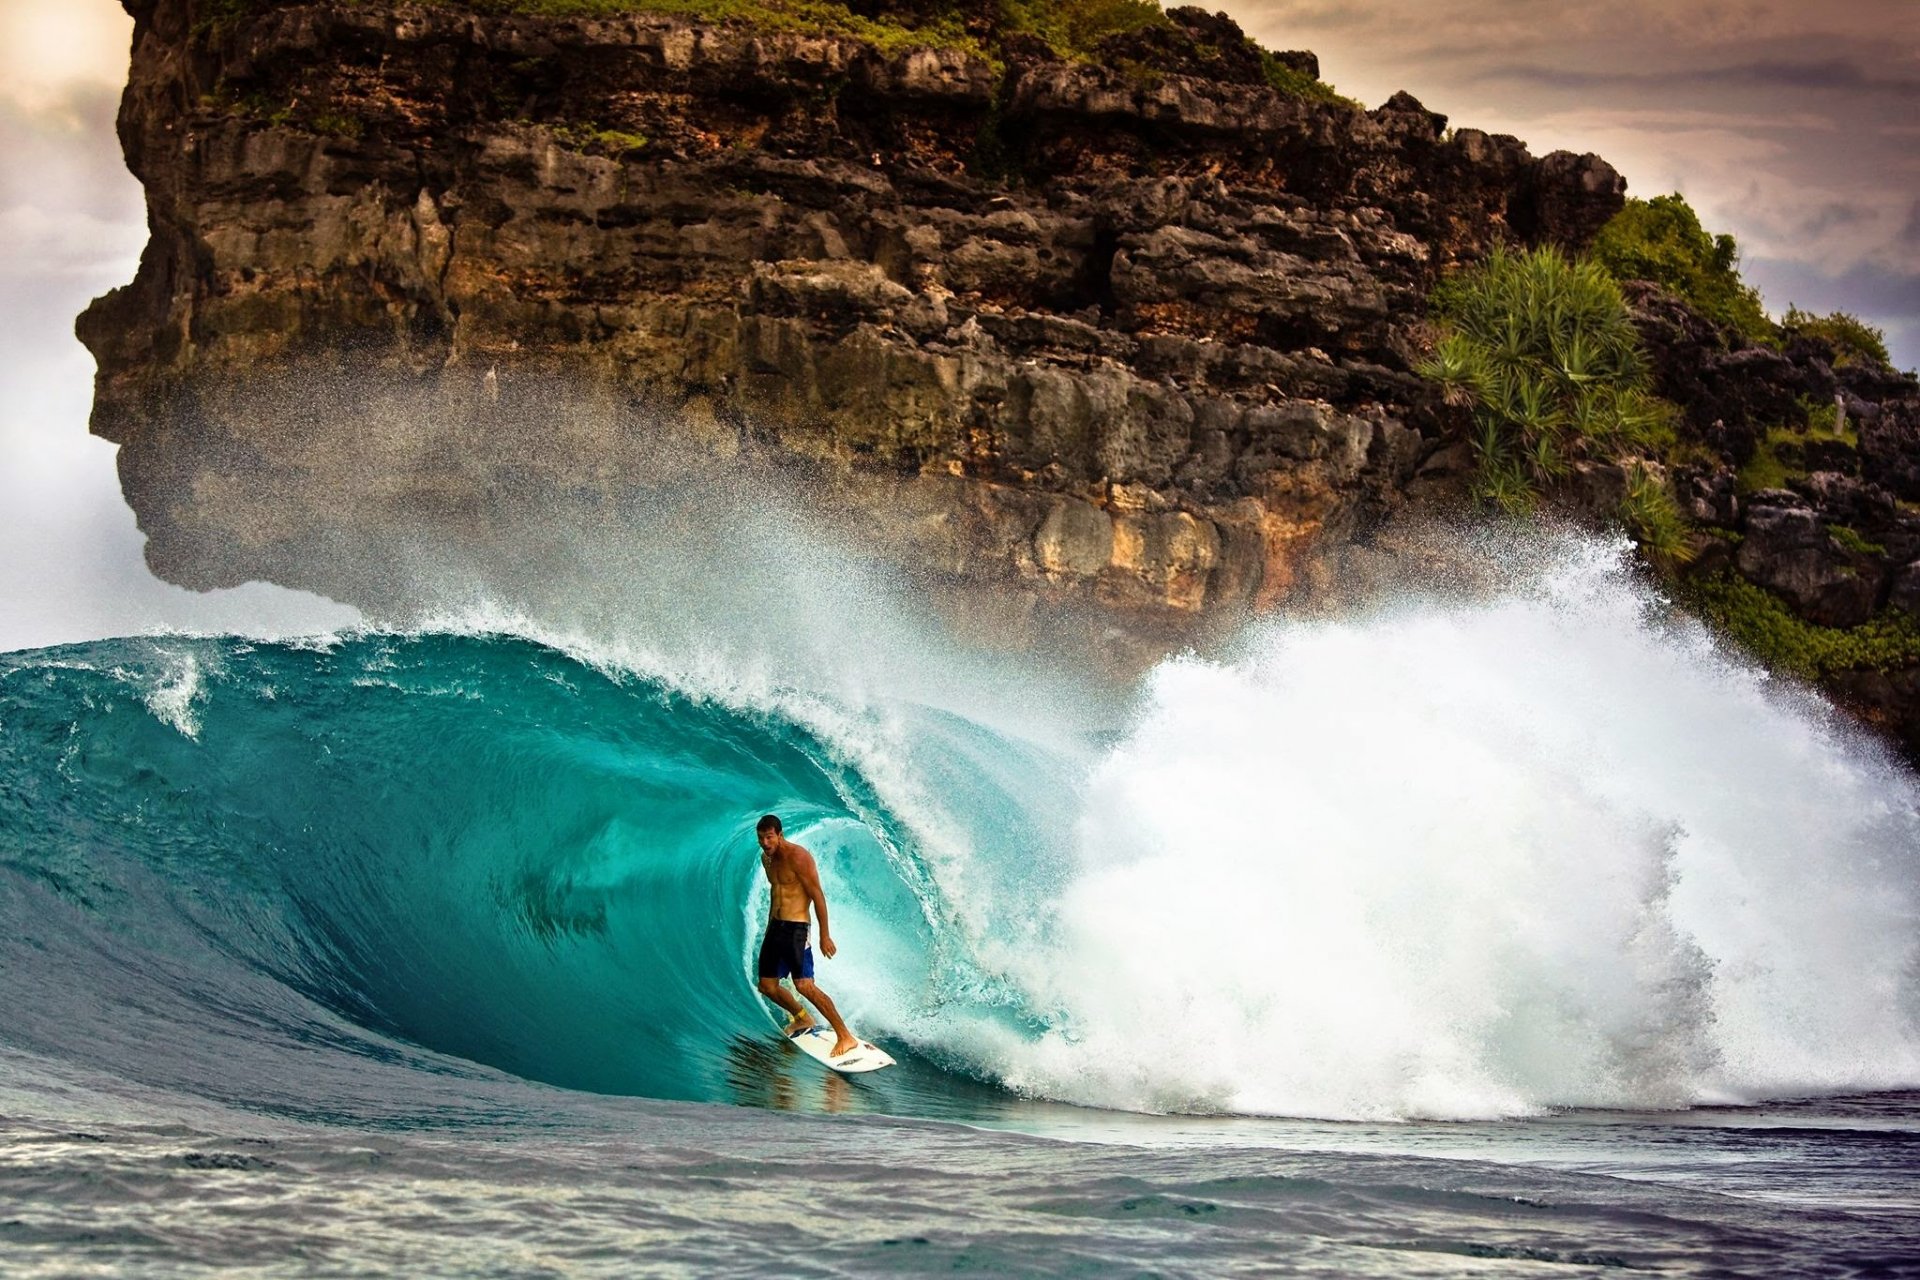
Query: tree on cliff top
[{"left": 1591, "top": 195, "right": 1775, "bottom": 346}]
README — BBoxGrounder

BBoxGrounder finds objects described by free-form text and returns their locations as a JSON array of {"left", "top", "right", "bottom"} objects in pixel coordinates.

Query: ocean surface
[{"left": 2, "top": 537, "right": 1918, "bottom": 1276}]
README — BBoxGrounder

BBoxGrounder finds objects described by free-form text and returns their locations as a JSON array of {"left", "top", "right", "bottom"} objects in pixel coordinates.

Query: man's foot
[
  {"left": 830, "top": 1033, "right": 860, "bottom": 1058},
  {"left": 782, "top": 1012, "right": 816, "bottom": 1036}
]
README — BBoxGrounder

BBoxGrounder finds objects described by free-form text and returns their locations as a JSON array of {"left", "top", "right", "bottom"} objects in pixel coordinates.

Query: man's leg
[
  {"left": 792, "top": 978, "right": 857, "bottom": 1057},
  {"left": 757, "top": 977, "right": 813, "bottom": 1034}
]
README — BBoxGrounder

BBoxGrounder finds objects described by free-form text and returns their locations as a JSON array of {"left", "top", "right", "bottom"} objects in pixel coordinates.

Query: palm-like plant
[
  {"left": 1418, "top": 245, "right": 1671, "bottom": 517},
  {"left": 1620, "top": 463, "right": 1697, "bottom": 566}
]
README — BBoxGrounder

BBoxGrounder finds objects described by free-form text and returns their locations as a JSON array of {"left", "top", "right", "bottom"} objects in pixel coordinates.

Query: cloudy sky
[
  {"left": 0, "top": 0, "right": 1913, "bottom": 648},
  {"left": 1234, "top": 0, "right": 1920, "bottom": 366},
  {"left": 0, "top": 0, "right": 358, "bottom": 648}
]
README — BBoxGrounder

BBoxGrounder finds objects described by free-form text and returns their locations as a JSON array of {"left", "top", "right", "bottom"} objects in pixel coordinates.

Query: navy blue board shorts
[{"left": 757, "top": 919, "right": 813, "bottom": 981}]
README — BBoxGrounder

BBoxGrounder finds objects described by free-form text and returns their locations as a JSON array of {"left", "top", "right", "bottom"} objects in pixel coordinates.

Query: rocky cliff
[
  {"left": 81, "top": 0, "right": 1920, "bottom": 752},
  {"left": 81, "top": 0, "right": 1621, "bottom": 622},
  {"left": 1633, "top": 284, "right": 1920, "bottom": 756}
]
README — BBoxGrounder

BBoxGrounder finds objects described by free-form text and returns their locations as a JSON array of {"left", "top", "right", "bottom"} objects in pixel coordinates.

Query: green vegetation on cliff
[
  {"left": 201, "top": 0, "right": 1345, "bottom": 95},
  {"left": 1253, "top": 50, "right": 1347, "bottom": 105},
  {"left": 1420, "top": 246, "right": 1673, "bottom": 519},
  {"left": 1592, "top": 195, "right": 1774, "bottom": 345},
  {"left": 1593, "top": 194, "right": 1900, "bottom": 372},
  {"left": 997, "top": 0, "right": 1167, "bottom": 58},
  {"left": 470, "top": 0, "right": 988, "bottom": 58},
  {"left": 1619, "top": 462, "right": 1694, "bottom": 565},
  {"left": 1736, "top": 398, "right": 1859, "bottom": 495},
  {"left": 1685, "top": 573, "right": 1920, "bottom": 682},
  {"left": 1782, "top": 305, "right": 1892, "bottom": 369},
  {"left": 202, "top": 0, "right": 986, "bottom": 57}
]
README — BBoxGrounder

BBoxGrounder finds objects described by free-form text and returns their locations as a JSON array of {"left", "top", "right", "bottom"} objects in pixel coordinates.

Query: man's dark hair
[{"left": 757, "top": 814, "right": 783, "bottom": 835}]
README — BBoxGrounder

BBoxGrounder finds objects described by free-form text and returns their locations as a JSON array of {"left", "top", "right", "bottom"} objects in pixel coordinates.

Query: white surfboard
[{"left": 786, "top": 1024, "right": 896, "bottom": 1074}]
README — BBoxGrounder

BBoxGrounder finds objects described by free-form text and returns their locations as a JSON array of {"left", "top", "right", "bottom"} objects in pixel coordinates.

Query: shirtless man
[{"left": 754, "top": 814, "right": 859, "bottom": 1058}]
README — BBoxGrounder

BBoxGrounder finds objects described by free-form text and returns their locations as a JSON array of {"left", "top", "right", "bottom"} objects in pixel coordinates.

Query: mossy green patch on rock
[
  {"left": 551, "top": 123, "right": 650, "bottom": 153},
  {"left": 1829, "top": 525, "right": 1885, "bottom": 557},
  {"left": 1737, "top": 428, "right": 1799, "bottom": 494},
  {"left": 213, "top": 83, "right": 369, "bottom": 136},
  {"left": 309, "top": 108, "right": 366, "bottom": 138},
  {"left": 1734, "top": 401, "right": 1859, "bottom": 495}
]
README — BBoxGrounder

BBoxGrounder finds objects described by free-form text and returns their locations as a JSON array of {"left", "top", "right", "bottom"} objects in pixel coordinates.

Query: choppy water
[{"left": 3, "top": 537, "right": 1918, "bottom": 1274}]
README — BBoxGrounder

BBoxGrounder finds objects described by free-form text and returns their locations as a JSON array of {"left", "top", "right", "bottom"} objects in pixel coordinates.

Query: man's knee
[
  {"left": 792, "top": 978, "right": 820, "bottom": 998},
  {"left": 756, "top": 977, "right": 781, "bottom": 997}
]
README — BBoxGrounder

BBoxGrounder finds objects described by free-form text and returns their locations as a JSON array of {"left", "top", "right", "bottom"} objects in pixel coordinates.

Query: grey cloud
[
  {"left": 1797, "top": 202, "right": 1873, "bottom": 238},
  {"left": 1703, "top": 58, "right": 1920, "bottom": 96},
  {"left": 1777, "top": 262, "right": 1920, "bottom": 321},
  {"left": 1903, "top": 201, "right": 1920, "bottom": 247},
  {"left": 1745, "top": 255, "right": 1920, "bottom": 368},
  {"left": 0, "top": 82, "right": 143, "bottom": 291},
  {"left": 1471, "top": 58, "right": 1920, "bottom": 99},
  {"left": 1571, "top": 112, "right": 1838, "bottom": 136},
  {"left": 0, "top": 84, "right": 140, "bottom": 224}
]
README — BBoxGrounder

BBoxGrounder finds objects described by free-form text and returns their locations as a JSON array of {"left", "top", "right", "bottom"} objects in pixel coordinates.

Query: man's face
[{"left": 757, "top": 828, "right": 779, "bottom": 853}]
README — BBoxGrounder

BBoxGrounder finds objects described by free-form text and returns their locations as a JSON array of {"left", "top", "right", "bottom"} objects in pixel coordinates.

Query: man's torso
[{"left": 761, "top": 843, "right": 811, "bottom": 924}]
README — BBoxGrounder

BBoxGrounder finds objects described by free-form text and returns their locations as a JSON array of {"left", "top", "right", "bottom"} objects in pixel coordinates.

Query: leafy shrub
[
  {"left": 999, "top": 0, "right": 1168, "bottom": 59},
  {"left": 1620, "top": 463, "right": 1695, "bottom": 565},
  {"left": 1783, "top": 306, "right": 1891, "bottom": 369},
  {"left": 1254, "top": 49, "right": 1353, "bottom": 105},
  {"left": 1686, "top": 573, "right": 1920, "bottom": 681},
  {"left": 1419, "top": 244, "right": 1667, "bottom": 513},
  {"left": 1591, "top": 195, "right": 1776, "bottom": 345}
]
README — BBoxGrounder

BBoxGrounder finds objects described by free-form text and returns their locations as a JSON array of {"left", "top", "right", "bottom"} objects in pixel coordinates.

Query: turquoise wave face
[{"left": 0, "top": 633, "right": 1070, "bottom": 1116}]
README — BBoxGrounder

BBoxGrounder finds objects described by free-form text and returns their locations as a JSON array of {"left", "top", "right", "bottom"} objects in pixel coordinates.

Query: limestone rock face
[
  {"left": 1736, "top": 495, "right": 1884, "bottom": 628},
  {"left": 1626, "top": 278, "right": 1920, "bottom": 758},
  {"left": 1863, "top": 401, "right": 1920, "bottom": 501},
  {"left": 82, "top": 0, "right": 1623, "bottom": 640}
]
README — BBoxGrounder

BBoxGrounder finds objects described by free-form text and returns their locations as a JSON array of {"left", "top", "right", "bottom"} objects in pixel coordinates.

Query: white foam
[
  {"left": 976, "top": 536, "right": 1920, "bottom": 1119},
  {"left": 130, "top": 647, "right": 207, "bottom": 740}
]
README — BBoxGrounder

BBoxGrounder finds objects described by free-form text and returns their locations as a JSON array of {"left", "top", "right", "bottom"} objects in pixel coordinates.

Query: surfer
[{"left": 754, "top": 814, "right": 860, "bottom": 1058}]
